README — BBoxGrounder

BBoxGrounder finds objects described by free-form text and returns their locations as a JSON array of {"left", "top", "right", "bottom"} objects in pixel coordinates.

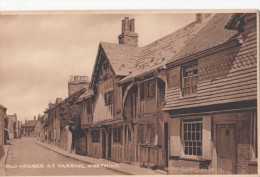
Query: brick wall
[{"left": 168, "top": 159, "right": 213, "bottom": 174}]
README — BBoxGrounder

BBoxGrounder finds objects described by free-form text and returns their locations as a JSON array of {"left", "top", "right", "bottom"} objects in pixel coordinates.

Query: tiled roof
[
  {"left": 100, "top": 42, "right": 141, "bottom": 76},
  {"left": 169, "top": 13, "right": 238, "bottom": 62},
  {"left": 7, "top": 115, "right": 16, "bottom": 121},
  {"left": 77, "top": 89, "right": 94, "bottom": 102},
  {"left": 118, "top": 14, "right": 214, "bottom": 84},
  {"left": 23, "top": 120, "right": 40, "bottom": 127},
  {"left": 97, "top": 14, "right": 240, "bottom": 86}
]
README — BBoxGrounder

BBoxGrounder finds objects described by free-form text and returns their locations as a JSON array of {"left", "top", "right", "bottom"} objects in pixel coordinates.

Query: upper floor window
[
  {"left": 86, "top": 100, "right": 92, "bottom": 115},
  {"left": 182, "top": 63, "right": 198, "bottom": 96},
  {"left": 182, "top": 118, "right": 202, "bottom": 156},
  {"left": 104, "top": 91, "right": 113, "bottom": 105},
  {"left": 140, "top": 79, "right": 156, "bottom": 100}
]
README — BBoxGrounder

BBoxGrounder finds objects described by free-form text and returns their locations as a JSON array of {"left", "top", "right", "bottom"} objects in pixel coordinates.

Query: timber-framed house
[{"left": 77, "top": 13, "right": 257, "bottom": 175}]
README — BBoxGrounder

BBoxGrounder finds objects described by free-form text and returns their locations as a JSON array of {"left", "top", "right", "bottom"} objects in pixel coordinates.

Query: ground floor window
[
  {"left": 113, "top": 127, "right": 122, "bottom": 143},
  {"left": 182, "top": 118, "right": 202, "bottom": 156},
  {"left": 138, "top": 123, "right": 156, "bottom": 145},
  {"left": 91, "top": 130, "right": 100, "bottom": 143}
]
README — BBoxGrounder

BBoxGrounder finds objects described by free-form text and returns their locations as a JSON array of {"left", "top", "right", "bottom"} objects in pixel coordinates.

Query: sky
[{"left": 0, "top": 12, "right": 195, "bottom": 123}]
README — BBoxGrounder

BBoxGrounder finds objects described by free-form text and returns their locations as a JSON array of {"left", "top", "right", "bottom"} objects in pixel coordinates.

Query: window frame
[
  {"left": 182, "top": 118, "right": 203, "bottom": 158},
  {"left": 91, "top": 130, "right": 100, "bottom": 143},
  {"left": 181, "top": 62, "right": 198, "bottom": 97},
  {"left": 250, "top": 111, "right": 258, "bottom": 162},
  {"left": 86, "top": 99, "right": 92, "bottom": 115},
  {"left": 138, "top": 122, "right": 156, "bottom": 145},
  {"left": 113, "top": 127, "right": 122, "bottom": 144},
  {"left": 140, "top": 79, "right": 156, "bottom": 100},
  {"left": 104, "top": 90, "right": 113, "bottom": 106}
]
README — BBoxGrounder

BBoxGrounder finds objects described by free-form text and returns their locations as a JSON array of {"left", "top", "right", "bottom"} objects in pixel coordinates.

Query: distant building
[
  {"left": 0, "top": 105, "right": 6, "bottom": 145},
  {"left": 68, "top": 75, "right": 89, "bottom": 96},
  {"left": 38, "top": 113, "right": 48, "bottom": 142},
  {"left": 0, "top": 105, "right": 7, "bottom": 160},
  {"left": 6, "top": 114, "right": 17, "bottom": 139},
  {"left": 17, "top": 121, "right": 22, "bottom": 138},
  {"left": 22, "top": 117, "right": 40, "bottom": 137}
]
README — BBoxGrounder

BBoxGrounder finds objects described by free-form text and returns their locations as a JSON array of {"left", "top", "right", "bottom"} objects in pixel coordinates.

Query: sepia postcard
[{"left": 0, "top": 10, "right": 259, "bottom": 176}]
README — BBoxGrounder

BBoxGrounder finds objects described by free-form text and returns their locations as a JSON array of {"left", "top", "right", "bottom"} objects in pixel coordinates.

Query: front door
[
  {"left": 108, "top": 128, "right": 112, "bottom": 159},
  {"left": 217, "top": 124, "right": 236, "bottom": 174},
  {"left": 164, "top": 123, "right": 168, "bottom": 167},
  {"left": 102, "top": 129, "right": 106, "bottom": 159}
]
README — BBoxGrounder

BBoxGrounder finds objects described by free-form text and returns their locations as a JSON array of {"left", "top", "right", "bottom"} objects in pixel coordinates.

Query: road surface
[{"left": 5, "top": 137, "right": 124, "bottom": 176}]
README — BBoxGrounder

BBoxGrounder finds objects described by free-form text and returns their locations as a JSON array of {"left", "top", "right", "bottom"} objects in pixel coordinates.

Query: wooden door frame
[
  {"left": 102, "top": 128, "right": 107, "bottom": 159},
  {"left": 215, "top": 123, "right": 237, "bottom": 174},
  {"left": 107, "top": 128, "right": 112, "bottom": 159},
  {"left": 164, "top": 122, "right": 169, "bottom": 167}
]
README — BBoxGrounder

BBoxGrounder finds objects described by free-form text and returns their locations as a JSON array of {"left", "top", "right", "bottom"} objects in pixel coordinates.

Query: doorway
[
  {"left": 108, "top": 128, "right": 112, "bottom": 159},
  {"left": 164, "top": 123, "right": 169, "bottom": 167},
  {"left": 217, "top": 124, "right": 236, "bottom": 174},
  {"left": 102, "top": 129, "right": 106, "bottom": 159}
]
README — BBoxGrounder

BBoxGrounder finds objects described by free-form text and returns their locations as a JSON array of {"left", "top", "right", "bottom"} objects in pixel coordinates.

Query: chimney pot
[
  {"left": 124, "top": 17, "right": 130, "bottom": 31},
  {"left": 70, "top": 75, "right": 74, "bottom": 81},
  {"left": 121, "top": 20, "right": 125, "bottom": 33},
  {"left": 130, "top": 19, "right": 135, "bottom": 32}
]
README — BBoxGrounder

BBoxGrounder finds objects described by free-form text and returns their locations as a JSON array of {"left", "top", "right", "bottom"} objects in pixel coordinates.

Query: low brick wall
[{"left": 168, "top": 159, "right": 213, "bottom": 175}]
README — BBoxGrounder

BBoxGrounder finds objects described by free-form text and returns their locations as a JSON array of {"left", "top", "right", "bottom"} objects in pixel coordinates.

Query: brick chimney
[
  {"left": 68, "top": 75, "right": 89, "bottom": 96},
  {"left": 118, "top": 17, "right": 138, "bottom": 47}
]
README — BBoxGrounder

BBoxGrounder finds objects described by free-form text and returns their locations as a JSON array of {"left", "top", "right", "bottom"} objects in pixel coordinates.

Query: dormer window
[{"left": 182, "top": 63, "right": 198, "bottom": 96}]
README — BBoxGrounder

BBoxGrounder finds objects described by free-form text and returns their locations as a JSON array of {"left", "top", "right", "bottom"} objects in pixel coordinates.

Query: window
[
  {"left": 251, "top": 111, "right": 257, "bottom": 160},
  {"left": 138, "top": 123, "right": 156, "bottom": 145},
  {"left": 182, "top": 63, "right": 198, "bottom": 96},
  {"left": 140, "top": 80, "right": 156, "bottom": 100},
  {"left": 104, "top": 91, "right": 113, "bottom": 105},
  {"left": 147, "top": 123, "right": 156, "bottom": 144},
  {"left": 113, "top": 127, "right": 122, "bottom": 143},
  {"left": 183, "top": 118, "right": 202, "bottom": 156},
  {"left": 138, "top": 124, "right": 145, "bottom": 144},
  {"left": 86, "top": 101, "right": 92, "bottom": 115},
  {"left": 91, "top": 130, "right": 100, "bottom": 143}
]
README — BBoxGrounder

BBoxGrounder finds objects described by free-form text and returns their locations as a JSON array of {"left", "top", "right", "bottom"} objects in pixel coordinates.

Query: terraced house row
[{"left": 40, "top": 13, "right": 258, "bottom": 175}]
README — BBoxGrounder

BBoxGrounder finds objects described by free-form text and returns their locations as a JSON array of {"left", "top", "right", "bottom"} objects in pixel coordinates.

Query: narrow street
[{"left": 5, "top": 137, "right": 125, "bottom": 176}]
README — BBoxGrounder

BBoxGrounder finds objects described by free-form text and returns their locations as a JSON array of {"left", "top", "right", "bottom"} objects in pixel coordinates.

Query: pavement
[
  {"left": 35, "top": 140, "right": 166, "bottom": 175},
  {"left": 5, "top": 138, "right": 124, "bottom": 176},
  {"left": 0, "top": 144, "right": 10, "bottom": 176}
]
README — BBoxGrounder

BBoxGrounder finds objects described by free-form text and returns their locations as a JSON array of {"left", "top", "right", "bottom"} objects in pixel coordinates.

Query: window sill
[
  {"left": 180, "top": 93, "right": 197, "bottom": 99},
  {"left": 139, "top": 144, "right": 162, "bottom": 148},
  {"left": 139, "top": 113, "right": 157, "bottom": 117},
  {"left": 178, "top": 155, "right": 205, "bottom": 162}
]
